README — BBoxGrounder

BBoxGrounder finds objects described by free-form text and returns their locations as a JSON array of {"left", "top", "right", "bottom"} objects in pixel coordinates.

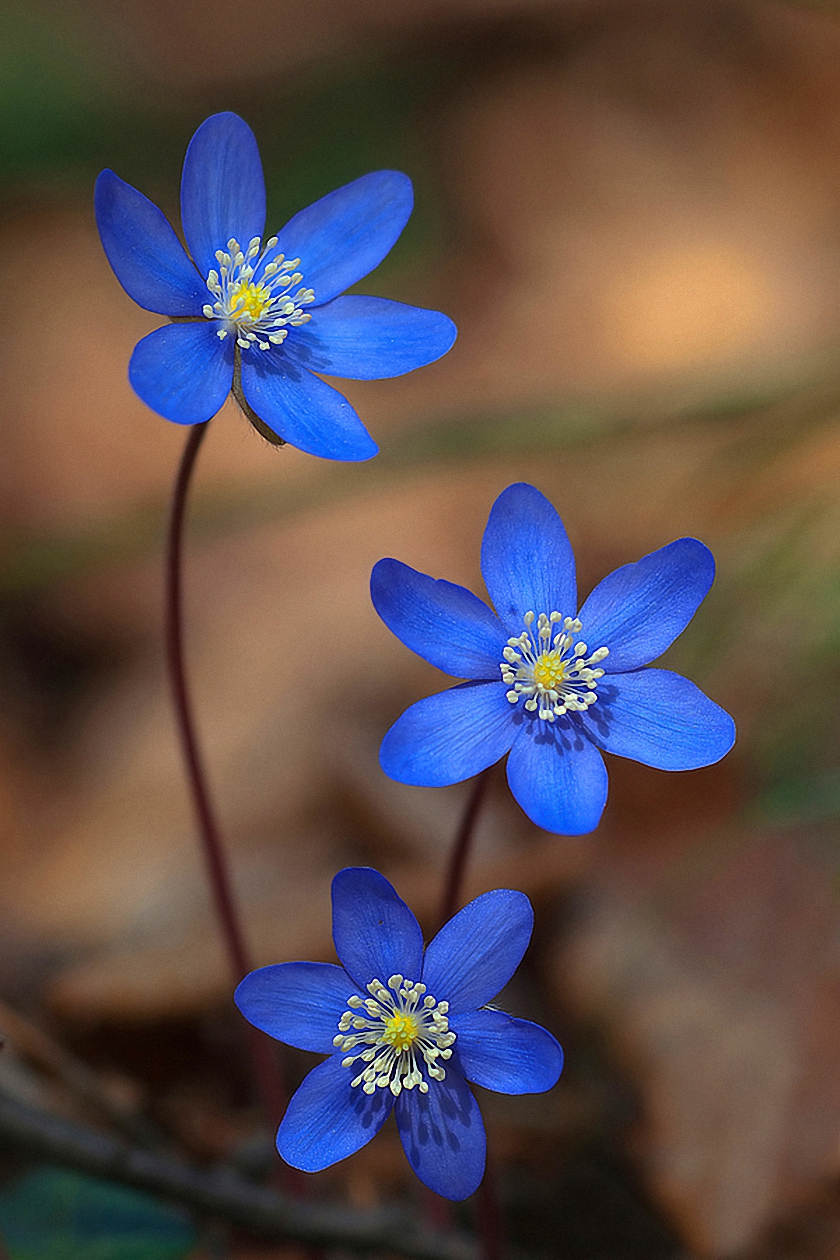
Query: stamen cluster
[
  {"left": 203, "top": 236, "right": 316, "bottom": 351},
  {"left": 334, "top": 975, "right": 455, "bottom": 1097},
  {"left": 501, "top": 611, "right": 609, "bottom": 722}
]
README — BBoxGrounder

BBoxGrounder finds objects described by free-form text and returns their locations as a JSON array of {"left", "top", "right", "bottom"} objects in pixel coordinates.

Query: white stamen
[
  {"left": 335, "top": 975, "right": 455, "bottom": 1097},
  {"left": 500, "top": 611, "right": 609, "bottom": 722},
  {"left": 203, "top": 235, "right": 316, "bottom": 350}
]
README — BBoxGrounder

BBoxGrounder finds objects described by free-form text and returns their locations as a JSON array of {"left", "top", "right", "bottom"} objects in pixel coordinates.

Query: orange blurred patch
[{"left": 604, "top": 240, "right": 778, "bottom": 373}]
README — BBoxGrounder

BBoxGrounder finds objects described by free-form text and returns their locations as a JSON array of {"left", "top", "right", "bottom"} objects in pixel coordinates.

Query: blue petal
[
  {"left": 379, "top": 682, "right": 516, "bottom": 787},
  {"left": 240, "top": 352, "right": 377, "bottom": 460},
  {"left": 421, "top": 889, "right": 533, "bottom": 1015},
  {"left": 480, "top": 484, "right": 577, "bottom": 634},
  {"left": 395, "top": 1068, "right": 485, "bottom": 1200},
  {"left": 449, "top": 1010, "right": 563, "bottom": 1094},
  {"left": 180, "top": 112, "right": 266, "bottom": 281},
  {"left": 234, "top": 962, "right": 360, "bottom": 1054},
  {"left": 580, "top": 668, "right": 736, "bottom": 770},
  {"left": 371, "top": 559, "right": 507, "bottom": 679},
  {"left": 94, "top": 170, "right": 206, "bottom": 316},
  {"left": 331, "top": 868, "right": 425, "bottom": 991},
  {"left": 271, "top": 171, "right": 414, "bottom": 306},
  {"left": 578, "top": 538, "right": 716, "bottom": 672},
  {"left": 506, "top": 716, "right": 608, "bottom": 834},
  {"left": 277, "top": 1054, "right": 393, "bottom": 1173},
  {"left": 128, "top": 322, "right": 233, "bottom": 425},
  {"left": 282, "top": 296, "right": 457, "bottom": 380}
]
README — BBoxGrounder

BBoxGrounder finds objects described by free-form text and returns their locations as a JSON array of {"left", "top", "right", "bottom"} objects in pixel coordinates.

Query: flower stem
[
  {"left": 476, "top": 1160, "right": 504, "bottom": 1260},
  {"left": 435, "top": 767, "right": 503, "bottom": 1260},
  {"left": 165, "top": 420, "right": 287, "bottom": 1128},
  {"left": 436, "top": 767, "right": 493, "bottom": 931}
]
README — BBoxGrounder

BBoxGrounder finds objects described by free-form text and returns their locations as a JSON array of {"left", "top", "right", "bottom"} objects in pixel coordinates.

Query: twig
[
  {"left": 0, "top": 997, "right": 164, "bottom": 1149},
  {"left": 0, "top": 1092, "right": 482, "bottom": 1260}
]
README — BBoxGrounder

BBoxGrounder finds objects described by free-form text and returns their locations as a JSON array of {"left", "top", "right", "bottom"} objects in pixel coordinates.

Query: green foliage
[
  {"left": 757, "top": 768, "right": 840, "bottom": 827},
  {"left": 0, "top": 9, "right": 109, "bottom": 181},
  {"left": 0, "top": 1167, "right": 195, "bottom": 1260},
  {"left": 256, "top": 56, "right": 457, "bottom": 277}
]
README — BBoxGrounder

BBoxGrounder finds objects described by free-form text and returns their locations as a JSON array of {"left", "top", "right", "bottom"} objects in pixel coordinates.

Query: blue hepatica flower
[
  {"left": 371, "top": 482, "right": 736, "bottom": 835},
  {"left": 94, "top": 112, "right": 456, "bottom": 459},
  {"left": 235, "top": 866, "right": 563, "bottom": 1200}
]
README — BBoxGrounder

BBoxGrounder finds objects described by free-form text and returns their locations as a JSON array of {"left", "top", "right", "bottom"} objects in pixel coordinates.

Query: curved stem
[
  {"left": 436, "top": 768, "right": 503, "bottom": 1259},
  {"left": 436, "top": 768, "right": 493, "bottom": 931},
  {"left": 165, "top": 420, "right": 286, "bottom": 1127}
]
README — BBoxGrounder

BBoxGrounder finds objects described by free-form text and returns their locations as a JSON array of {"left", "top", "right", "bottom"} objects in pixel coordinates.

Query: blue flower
[
  {"left": 371, "top": 482, "right": 736, "bottom": 835},
  {"left": 235, "top": 867, "right": 563, "bottom": 1200},
  {"left": 95, "top": 112, "right": 457, "bottom": 460}
]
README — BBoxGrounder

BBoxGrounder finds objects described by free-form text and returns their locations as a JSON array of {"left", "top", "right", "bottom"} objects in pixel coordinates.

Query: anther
[
  {"left": 338, "top": 977, "right": 454, "bottom": 1097},
  {"left": 204, "top": 235, "right": 316, "bottom": 348},
  {"left": 500, "top": 610, "right": 608, "bottom": 723}
]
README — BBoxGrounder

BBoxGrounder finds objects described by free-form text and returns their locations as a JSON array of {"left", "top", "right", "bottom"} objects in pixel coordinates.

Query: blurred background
[{"left": 3, "top": 0, "right": 840, "bottom": 1255}]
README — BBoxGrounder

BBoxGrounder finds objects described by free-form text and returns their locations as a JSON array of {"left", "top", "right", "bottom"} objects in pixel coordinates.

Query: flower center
[
  {"left": 203, "top": 235, "right": 316, "bottom": 352},
  {"left": 500, "top": 611, "right": 609, "bottom": 722},
  {"left": 533, "top": 653, "right": 566, "bottom": 690},
  {"left": 383, "top": 1011, "right": 419, "bottom": 1050},
  {"left": 334, "top": 975, "right": 455, "bottom": 1097},
  {"left": 229, "top": 280, "right": 272, "bottom": 322}
]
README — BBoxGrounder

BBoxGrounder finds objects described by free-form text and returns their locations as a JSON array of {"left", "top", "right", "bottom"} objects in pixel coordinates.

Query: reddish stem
[
  {"left": 477, "top": 1157, "right": 504, "bottom": 1260},
  {"left": 165, "top": 420, "right": 286, "bottom": 1128},
  {"left": 437, "top": 767, "right": 493, "bottom": 931},
  {"left": 436, "top": 765, "right": 504, "bottom": 1259}
]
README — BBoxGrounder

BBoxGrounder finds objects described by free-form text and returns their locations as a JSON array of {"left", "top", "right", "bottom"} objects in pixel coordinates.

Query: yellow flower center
[
  {"left": 335, "top": 975, "right": 455, "bottom": 1096},
  {"left": 203, "top": 235, "right": 316, "bottom": 352},
  {"left": 228, "top": 280, "right": 272, "bottom": 322},
  {"left": 383, "top": 1011, "right": 419, "bottom": 1052},
  {"left": 533, "top": 652, "right": 566, "bottom": 691},
  {"left": 500, "top": 611, "right": 610, "bottom": 722}
]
